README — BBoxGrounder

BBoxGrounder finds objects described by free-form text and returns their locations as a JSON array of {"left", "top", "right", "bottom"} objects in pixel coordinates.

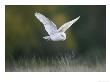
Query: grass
[{"left": 5, "top": 55, "right": 106, "bottom": 72}]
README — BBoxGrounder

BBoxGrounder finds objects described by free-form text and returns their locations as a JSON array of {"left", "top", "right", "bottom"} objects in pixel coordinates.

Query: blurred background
[{"left": 5, "top": 5, "right": 106, "bottom": 71}]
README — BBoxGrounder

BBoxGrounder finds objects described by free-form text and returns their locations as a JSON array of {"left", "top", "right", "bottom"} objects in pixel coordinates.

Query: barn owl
[{"left": 35, "top": 12, "right": 80, "bottom": 41}]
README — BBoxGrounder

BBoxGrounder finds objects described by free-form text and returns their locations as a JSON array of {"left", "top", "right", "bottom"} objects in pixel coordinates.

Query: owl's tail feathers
[{"left": 43, "top": 36, "right": 51, "bottom": 40}]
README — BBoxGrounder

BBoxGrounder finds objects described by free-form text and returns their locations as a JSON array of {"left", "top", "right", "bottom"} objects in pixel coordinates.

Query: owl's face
[{"left": 59, "top": 32, "right": 66, "bottom": 41}]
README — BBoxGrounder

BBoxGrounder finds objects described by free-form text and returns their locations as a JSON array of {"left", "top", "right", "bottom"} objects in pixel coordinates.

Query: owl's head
[{"left": 60, "top": 32, "right": 66, "bottom": 40}]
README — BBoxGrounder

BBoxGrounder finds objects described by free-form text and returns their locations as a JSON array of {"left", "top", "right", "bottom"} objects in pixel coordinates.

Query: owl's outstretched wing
[
  {"left": 35, "top": 12, "right": 58, "bottom": 35},
  {"left": 58, "top": 16, "right": 80, "bottom": 32}
]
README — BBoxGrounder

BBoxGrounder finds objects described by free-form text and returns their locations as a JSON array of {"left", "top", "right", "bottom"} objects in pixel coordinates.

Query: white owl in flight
[{"left": 35, "top": 12, "right": 80, "bottom": 41}]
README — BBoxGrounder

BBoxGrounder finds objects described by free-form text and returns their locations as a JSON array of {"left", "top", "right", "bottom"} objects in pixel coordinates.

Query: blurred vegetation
[{"left": 5, "top": 5, "right": 106, "bottom": 70}]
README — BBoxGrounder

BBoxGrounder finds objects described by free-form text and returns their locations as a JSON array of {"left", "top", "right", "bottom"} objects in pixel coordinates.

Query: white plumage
[{"left": 35, "top": 12, "right": 80, "bottom": 41}]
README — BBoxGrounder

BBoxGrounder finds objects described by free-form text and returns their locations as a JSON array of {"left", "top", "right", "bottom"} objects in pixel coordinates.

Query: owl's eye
[{"left": 61, "top": 34, "right": 64, "bottom": 37}]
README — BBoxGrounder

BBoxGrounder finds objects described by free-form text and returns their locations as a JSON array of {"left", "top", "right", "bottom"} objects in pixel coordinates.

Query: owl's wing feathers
[
  {"left": 58, "top": 16, "right": 80, "bottom": 32},
  {"left": 35, "top": 12, "right": 58, "bottom": 35}
]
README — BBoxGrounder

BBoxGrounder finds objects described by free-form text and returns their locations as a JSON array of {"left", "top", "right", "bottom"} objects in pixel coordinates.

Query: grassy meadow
[{"left": 6, "top": 49, "right": 106, "bottom": 72}]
